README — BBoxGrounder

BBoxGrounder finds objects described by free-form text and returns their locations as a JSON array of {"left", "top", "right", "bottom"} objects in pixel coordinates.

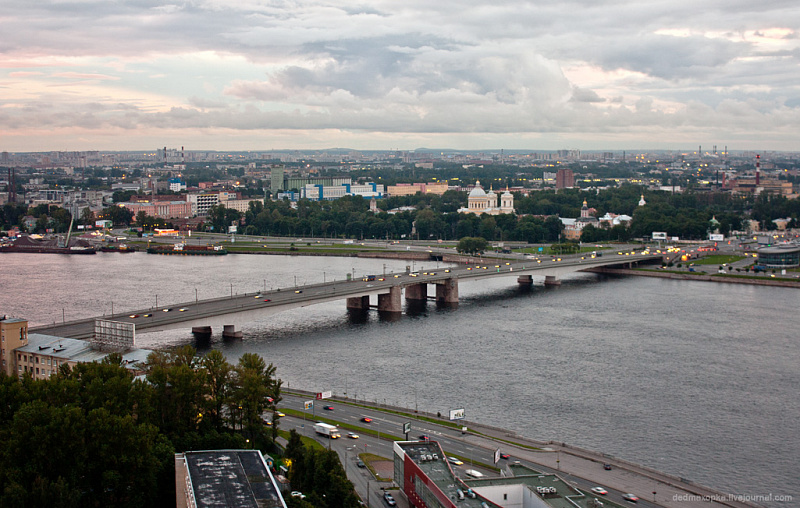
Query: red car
[{"left": 361, "top": 417, "right": 373, "bottom": 423}]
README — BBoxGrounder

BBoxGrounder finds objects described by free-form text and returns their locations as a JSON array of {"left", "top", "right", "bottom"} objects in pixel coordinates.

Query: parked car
[
  {"left": 356, "top": 460, "right": 366, "bottom": 468},
  {"left": 383, "top": 492, "right": 396, "bottom": 506}
]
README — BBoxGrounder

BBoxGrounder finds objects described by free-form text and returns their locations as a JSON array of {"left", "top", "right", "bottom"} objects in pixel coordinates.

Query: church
[{"left": 458, "top": 180, "right": 515, "bottom": 215}]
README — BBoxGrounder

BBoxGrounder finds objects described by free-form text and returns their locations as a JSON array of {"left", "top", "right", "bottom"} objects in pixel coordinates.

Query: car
[
  {"left": 178, "top": 307, "right": 188, "bottom": 312},
  {"left": 464, "top": 469, "right": 484, "bottom": 478},
  {"left": 622, "top": 493, "right": 639, "bottom": 503},
  {"left": 418, "top": 434, "right": 430, "bottom": 441},
  {"left": 263, "top": 298, "right": 271, "bottom": 302},
  {"left": 393, "top": 274, "right": 401, "bottom": 278},
  {"left": 383, "top": 492, "right": 396, "bottom": 506},
  {"left": 603, "top": 463, "right": 612, "bottom": 470},
  {"left": 290, "top": 491, "right": 306, "bottom": 499},
  {"left": 361, "top": 417, "right": 373, "bottom": 423},
  {"left": 162, "top": 308, "right": 172, "bottom": 312},
  {"left": 129, "top": 314, "right": 140, "bottom": 318},
  {"left": 276, "top": 411, "right": 285, "bottom": 417},
  {"left": 444, "top": 269, "right": 451, "bottom": 273},
  {"left": 142, "top": 313, "right": 152, "bottom": 317},
  {"left": 356, "top": 460, "right": 366, "bottom": 468},
  {"left": 294, "top": 290, "right": 302, "bottom": 293},
  {"left": 266, "top": 396, "right": 274, "bottom": 403},
  {"left": 323, "top": 405, "right": 334, "bottom": 411},
  {"left": 591, "top": 487, "right": 608, "bottom": 495},
  {"left": 499, "top": 453, "right": 510, "bottom": 460},
  {"left": 254, "top": 295, "right": 262, "bottom": 299},
  {"left": 378, "top": 277, "right": 385, "bottom": 281},
  {"left": 447, "top": 457, "right": 463, "bottom": 465},
  {"left": 348, "top": 432, "right": 359, "bottom": 439}
]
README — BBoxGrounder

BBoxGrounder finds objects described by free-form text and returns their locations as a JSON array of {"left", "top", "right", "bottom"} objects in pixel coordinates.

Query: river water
[{"left": 2, "top": 252, "right": 797, "bottom": 506}]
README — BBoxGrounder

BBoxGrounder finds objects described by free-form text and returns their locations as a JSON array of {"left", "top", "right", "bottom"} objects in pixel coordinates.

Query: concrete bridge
[{"left": 31, "top": 251, "right": 661, "bottom": 340}]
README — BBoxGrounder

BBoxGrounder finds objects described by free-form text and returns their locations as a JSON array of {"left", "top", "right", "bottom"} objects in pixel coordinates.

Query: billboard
[
  {"left": 449, "top": 408, "right": 465, "bottom": 420},
  {"left": 304, "top": 400, "right": 314, "bottom": 410},
  {"left": 652, "top": 232, "right": 667, "bottom": 240},
  {"left": 315, "top": 391, "right": 332, "bottom": 400},
  {"left": 92, "top": 319, "right": 135, "bottom": 351},
  {"left": 709, "top": 234, "right": 724, "bottom": 242},
  {"left": 403, "top": 422, "right": 411, "bottom": 434}
]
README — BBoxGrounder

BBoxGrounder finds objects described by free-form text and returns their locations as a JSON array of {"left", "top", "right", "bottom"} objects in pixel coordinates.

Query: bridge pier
[
  {"left": 517, "top": 275, "right": 533, "bottom": 286},
  {"left": 435, "top": 279, "right": 459, "bottom": 305},
  {"left": 404, "top": 283, "right": 428, "bottom": 301},
  {"left": 191, "top": 326, "right": 212, "bottom": 340},
  {"left": 377, "top": 286, "right": 402, "bottom": 314},
  {"left": 544, "top": 275, "right": 561, "bottom": 286},
  {"left": 222, "top": 325, "right": 242, "bottom": 339},
  {"left": 346, "top": 295, "right": 370, "bottom": 310}
]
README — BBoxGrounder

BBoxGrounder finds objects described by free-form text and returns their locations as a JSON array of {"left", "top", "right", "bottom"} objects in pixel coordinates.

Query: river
[{"left": 2, "top": 252, "right": 797, "bottom": 506}]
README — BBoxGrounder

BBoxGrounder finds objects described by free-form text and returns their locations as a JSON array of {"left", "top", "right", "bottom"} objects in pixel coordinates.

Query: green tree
[{"left": 456, "top": 237, "right": 488, "bottom": 255}]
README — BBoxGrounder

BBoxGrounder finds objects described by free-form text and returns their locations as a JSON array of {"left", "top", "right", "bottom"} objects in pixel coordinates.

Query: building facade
[{"left": 458, "top": 181, "right": 514, "bottom": 215}]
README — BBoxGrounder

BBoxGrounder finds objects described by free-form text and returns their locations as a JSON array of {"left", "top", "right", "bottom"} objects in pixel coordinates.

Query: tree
[{"left": 456, "top": 237, "right": 488, "bottom": 255}]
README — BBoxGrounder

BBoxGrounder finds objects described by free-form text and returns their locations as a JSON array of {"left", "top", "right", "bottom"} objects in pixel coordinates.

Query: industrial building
[{"left": 392, "top": 440, "right": 608, "bottom": 508}]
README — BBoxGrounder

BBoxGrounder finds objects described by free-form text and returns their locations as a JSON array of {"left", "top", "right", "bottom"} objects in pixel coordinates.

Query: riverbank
[
  {"left": 588, "top": 267, "right": 800, "bottom": 288},
  {"left": 286, "top": 389, "right": 763, "bottom": 508}
]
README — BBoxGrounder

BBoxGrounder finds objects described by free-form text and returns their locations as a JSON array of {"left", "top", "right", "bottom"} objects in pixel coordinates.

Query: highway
[
  {"left": 277, "top": 393, "right": 758, "bottom": 508},
  {"left": 31, "top": 249, "right": 661, "bottom": 339}
]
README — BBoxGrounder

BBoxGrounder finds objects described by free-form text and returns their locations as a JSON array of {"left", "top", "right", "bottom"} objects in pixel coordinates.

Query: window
[
  {"left": 35, "top": 368, "right": 39, "bottom": 374},
  {"left": 35, "top": 357, "right": 39, "bottom": 364}
]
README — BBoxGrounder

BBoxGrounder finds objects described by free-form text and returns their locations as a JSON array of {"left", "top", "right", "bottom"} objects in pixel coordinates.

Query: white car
[
  {"left": 591, "top": 487, "right": 608, "bottom": 495},
  {"left": 447, "top": 457, "right": 464, "bottom": 465}
]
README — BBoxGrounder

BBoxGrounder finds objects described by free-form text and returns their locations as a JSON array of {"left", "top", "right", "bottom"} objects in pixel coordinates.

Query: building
[
  {"left": 301, "top": 182, "right": 385, "bottom": 201},
  {"left": 458, "top": 181, "right": 514, "bottom": 215},
  {"left": 756, "top": 244, "right": 800, "bottom": 268},
  {"left": 555, "top": 169, "right": 574, "bottom": 189},
  {"left": 175, "top": 449, "right": 287, "bottom": 508},
  {"left": 387, "top": 182, "right": 449, "bottom": 197},
  {"left": 0, "top": 316, "right": 27, "bottom": 376},
  {"left": 169, "top": 178, "right": 187, "bottom": 192},
  {"left": 392, "top": 440, "right": 609, "bottom": 508},
  {"left": 270, "top": 165, "right": 285, "bottom": 193},
  {"left": 187, "top": 193, "right": 220, "bottom": 215},
  {"left": 1, "top": 318, "right": 152, "bottom": 380},
  {"left": 120, "top": 200, "right": 193, "bottom": 220}
]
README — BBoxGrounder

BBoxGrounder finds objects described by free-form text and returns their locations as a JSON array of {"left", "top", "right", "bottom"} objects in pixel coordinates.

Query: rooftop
[{"left": 184, "top": 450, "right": 285, "bottom": 508}]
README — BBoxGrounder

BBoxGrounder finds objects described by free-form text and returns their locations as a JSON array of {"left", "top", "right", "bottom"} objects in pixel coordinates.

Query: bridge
[{"left": 31, "top": 251, "right": 662, "bottom": 339}]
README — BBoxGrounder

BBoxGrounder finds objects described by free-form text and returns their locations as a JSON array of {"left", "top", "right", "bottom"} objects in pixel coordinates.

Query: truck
[{"left": 313, "top": 422, "right": 341, "bottom": 439}]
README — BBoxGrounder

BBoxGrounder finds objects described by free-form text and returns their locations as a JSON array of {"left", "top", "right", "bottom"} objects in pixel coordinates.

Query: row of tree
[
  {"left": 4, "top": 186, "right": 798, "bottom": 241},
  {"left": 0, "top": 347, "right": 285, "bottom": 507}
]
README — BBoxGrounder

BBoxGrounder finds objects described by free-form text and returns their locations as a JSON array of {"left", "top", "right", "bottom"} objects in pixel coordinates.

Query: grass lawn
[{"left": 692, "top": 254, "right": 745, "bottom": 265}]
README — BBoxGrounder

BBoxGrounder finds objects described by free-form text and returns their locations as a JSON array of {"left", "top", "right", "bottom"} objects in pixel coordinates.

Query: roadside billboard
[
  {"left": 449, "top": 408, "right": 465, "bottom": 420},
  {"left": 652, "top": 232, "right": 667, "bottom": 240},
  {"left": 709, "top": 233, "right": 724, "bottom": 242},
  {"left": 315, "top": 391, "right": 332, "bottom": 400}
]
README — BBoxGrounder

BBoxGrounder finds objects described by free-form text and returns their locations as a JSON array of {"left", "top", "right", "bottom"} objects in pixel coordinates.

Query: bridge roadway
[{"left": 31, "top": 251, "right": 661, "bottom": 339}]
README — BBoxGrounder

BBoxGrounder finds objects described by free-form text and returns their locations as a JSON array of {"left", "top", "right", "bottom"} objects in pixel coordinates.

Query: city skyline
[{"left": 2, "top": 1, "right": 799, "bottom": 152}]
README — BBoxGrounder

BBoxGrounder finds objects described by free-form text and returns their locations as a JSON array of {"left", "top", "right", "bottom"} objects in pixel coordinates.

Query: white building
[{"left": 457, "top": 181, "right": 514, "bottom": 215}]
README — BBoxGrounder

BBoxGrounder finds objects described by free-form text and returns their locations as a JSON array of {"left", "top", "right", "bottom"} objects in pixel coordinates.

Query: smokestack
[
  {"left": 756, "top": 154, "right": 761, "bottom": 186},
  {"left": 182, "top": 146, "right": 185, "bottom": 164}
]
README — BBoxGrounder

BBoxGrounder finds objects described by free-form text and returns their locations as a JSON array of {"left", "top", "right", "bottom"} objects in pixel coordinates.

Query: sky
[{"left": 1, "top": 0, "right": 799, "bottom": 152}]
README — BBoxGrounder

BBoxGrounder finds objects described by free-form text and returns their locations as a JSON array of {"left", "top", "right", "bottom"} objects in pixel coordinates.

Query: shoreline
[
  {"left": 287, "top": 388, "right": 763, "bottom": 508},
  {"left": 587, "top": 267, "right": 800, "bottom": 288}
]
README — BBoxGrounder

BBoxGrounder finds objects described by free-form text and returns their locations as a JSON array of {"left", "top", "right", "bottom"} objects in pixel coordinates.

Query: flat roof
[
  {"left": 398, "top": 442, "right": 613, "bottom": 508},
  {"left": 17, "top": 333, "right": 151, "bottom": 371},
  {"left": 185, "top": 450, "right": 285, "bottom": 508}
]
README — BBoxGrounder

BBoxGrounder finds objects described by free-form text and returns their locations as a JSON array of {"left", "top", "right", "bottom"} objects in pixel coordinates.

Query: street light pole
[{"left": 195, "top": 288, "right": 198, "bottom": 302}]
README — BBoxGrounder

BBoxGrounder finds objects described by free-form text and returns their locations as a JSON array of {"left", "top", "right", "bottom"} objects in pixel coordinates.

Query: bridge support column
[
  {"left": 191, "top": 326, "right": 212, "bottom": 340},
  {"left": 222, "top": 325, "right": 243, "bottom": 339},
  {"left": 435, "top": 279, "right": 459, "bottom": 304},
  {"left": 544, "top": 275, "right": 561, "bottom": 286},
  {"left": 346, "top": 295, "right": 370, "bottom": 310},
  {"left": 517, "top": 275, "right": 533, "bottom": 286},
  {"left": 404, "top": 283, "right": 428, "bottom": 301},
  {"left": 377, "top": 286, "right": 402, "bottom": 314}
]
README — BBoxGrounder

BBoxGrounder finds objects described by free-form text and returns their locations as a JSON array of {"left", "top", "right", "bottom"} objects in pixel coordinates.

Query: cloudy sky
[{"left": 2, "top": 0, "right": 799, "bottom": 152}]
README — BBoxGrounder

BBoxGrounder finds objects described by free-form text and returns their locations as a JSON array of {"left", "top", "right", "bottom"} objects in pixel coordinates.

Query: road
[{"left": 277, "top": 393, "right": 760, "bottom": 508}]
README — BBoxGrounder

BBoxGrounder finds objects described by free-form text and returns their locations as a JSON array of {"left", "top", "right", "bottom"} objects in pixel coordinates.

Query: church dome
[{"left": 469, "top": 180, "right": 486, "bottom": 197}]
